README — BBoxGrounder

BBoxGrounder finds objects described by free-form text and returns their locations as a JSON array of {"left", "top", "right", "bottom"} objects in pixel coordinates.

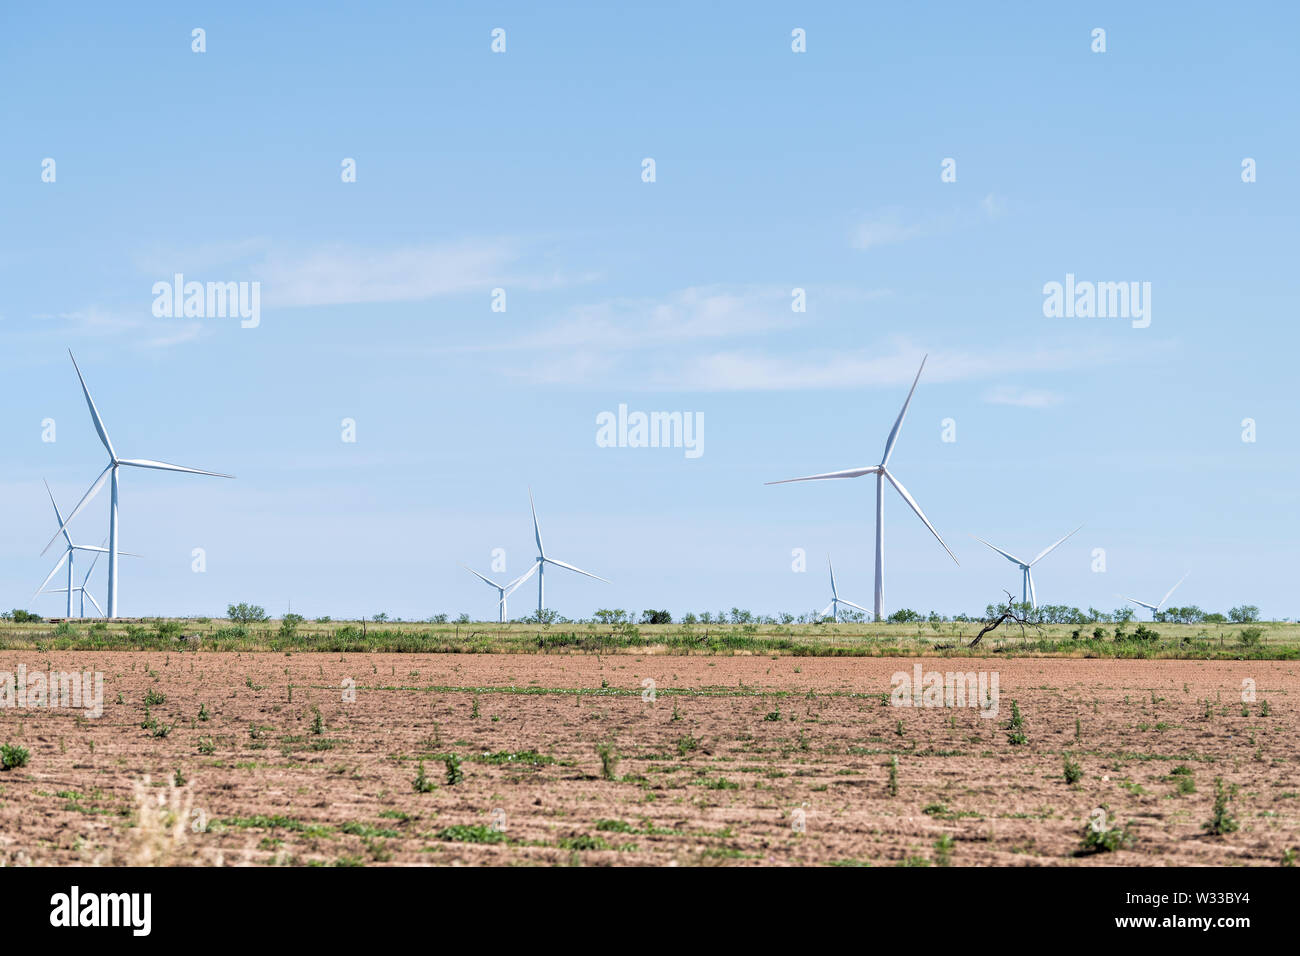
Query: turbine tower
[
  {"left": 972, "top": 525, "right": 1083, "bottom": 610},
  {"left": 42, "top": 351, "right": 233, "bottom": 618},
  {"left": 767, "top": 355, "right": 958, "bottom": 621},
  {"left": 528, "top": 488, "right": 608, "bottom": 615},
  {"left": 460, "top": 562, "right": 539, "bottom": 623},
  {"left": 1122, "top": 572, "right": 1190, "bottom": 621},
  {"left": 820, "top": 556, "right": 870, "bottom": 623},
  {"left": 35, "top": 481, "right": 122, "bottom": 618}
]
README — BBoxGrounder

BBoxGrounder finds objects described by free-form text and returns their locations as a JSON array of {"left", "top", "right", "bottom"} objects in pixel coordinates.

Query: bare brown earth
[{"left": 0, "top": 651, "right": 1295, "bottom": 866}]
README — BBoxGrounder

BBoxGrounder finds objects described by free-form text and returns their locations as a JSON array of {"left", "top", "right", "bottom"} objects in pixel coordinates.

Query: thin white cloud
[
  {"left": 851, "top": 218, "right": 926, "bottom": 250},
  {"left": 510, "top": 341, "right": 1124, "bottom": 393},
  {"left": 983, "top": 384, "right": 1063, "bottom": 408}
]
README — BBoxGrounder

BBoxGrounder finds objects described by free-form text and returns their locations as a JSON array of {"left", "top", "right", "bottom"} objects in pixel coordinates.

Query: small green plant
[
  {"left": 0, "top": 744, "right": 30, "bottom": 770},
  {"left": 471, "top": 695, "right": 480, "bottom": 719},
  {"left": 933, "top": 833, "right": 954, "bottom": 866},
  {"left": 763, "top": 705, "right": 781, "bottom": 721},
  {"left": 1005, "top": 700, "right": 1027, "bottom": 745},
  {"left": 311, "top": 707, "right": 324, "bottom": 735},
  {"left": 1079, "top": 813, "right": 1136, "bottom": 854},
  {"left": 1063, "top": 753, "right": 1083, "bottom": 785},
  {"left": 413, "top": 760, "right": 436, "bottom": 793},
  {"left": 198, "top": 737, "right": 216, "bottom": 755},
  {"left": 198, "top": 703, "right": 210, "bottom": 721},
  {"left": 444, "top": 753, "right": 464, "bottom": 786},
  {"left": 1203, "top": 777, "right": 1239, "bottom": 835},
  {"left": 1170, "top": 764, "right": 1196, "bottom": 794},
  {"left": 1283, "top": 848, "right": 1296, "bottom": 868},
  {"left": 144, "top": 688, "right": 166, "bottom": 706},
  {"left": 1259, "top": 699, "right": 1271, "bottom": 717},
  {"left": 597, "top": 742, "right": 619, "bottom": 781},
  {"left": 887, "top": 755, "right": 899, "bottom": 797}
]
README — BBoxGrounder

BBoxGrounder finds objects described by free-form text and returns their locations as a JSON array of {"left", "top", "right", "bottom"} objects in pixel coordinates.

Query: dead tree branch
[{"left": 969, "top": 590, "right": 1044, "bottom": 648}]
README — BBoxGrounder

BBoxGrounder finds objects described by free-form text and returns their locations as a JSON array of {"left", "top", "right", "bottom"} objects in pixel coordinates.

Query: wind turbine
[
  {"left": 1122, "top": 572, "right": 1190, "bottom": 621},
  {"left": 528, "top": 488, "right": 609, "bottom": 615},
  {"left": 41, "top": 545, "right": 108, "bottom": 618},
  {"left": 767, "top": 355, "right": 958, "bottom": 621},
  {"left": 41, "top": 350, "right": 234, "bottom": 618},
  {"left": 819, "top": 556, "right": 870, "bottom": 623},
  {"left": 972, "top": 525, "right": 1083, "bottom": 610},
  {"left": 460, "top": 562, "right": 539, "bottom": 623},
  {"left": 34, "top": 481, "right": 126, "bottom": 618}
]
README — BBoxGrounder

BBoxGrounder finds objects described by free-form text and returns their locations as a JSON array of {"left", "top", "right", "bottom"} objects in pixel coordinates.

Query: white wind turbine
[
  {"left": 42, "top": 545, "right": 109, "bottom": 618},
  {"left": 41, "top": 351, "right": 234, "bottom": 618},
  {"left": 972, "top": 525, "right": 1083, "bottom": 610},
  {"left": 460, "top": 562, "right": 539, "bottom": 623},
  {"left": 34, "top": 481, "right": 132, "bottom": 618},
  {"left": 528, "top": 488, "right": 609, "bottom": 615},
  {"left": 767, "top": 355, "right": 958, "bottom": 621},
  {"left": 819, "top": 556, "right": 870, "bottom": 623},
  {"left": 1121, "top": 572, "right": 1190, "bottom": 621}
]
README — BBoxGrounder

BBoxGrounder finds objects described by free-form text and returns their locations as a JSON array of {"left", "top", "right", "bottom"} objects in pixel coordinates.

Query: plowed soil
[{"left": 0, "top": 652, "right": 1295, "bottom": 866}]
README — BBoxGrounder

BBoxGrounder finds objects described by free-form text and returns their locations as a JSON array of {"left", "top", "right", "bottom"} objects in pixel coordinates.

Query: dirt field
[{"left": 0, "top": 651, "right": 1295, "bottom": 866}]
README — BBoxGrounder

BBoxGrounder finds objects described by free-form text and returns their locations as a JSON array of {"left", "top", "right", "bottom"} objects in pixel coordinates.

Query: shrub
[
  {"left": 1203, "top": 777, "right": 1239, "bottom": 835},
  {"left": 444, "top": 753, "right": 464, "bottom": 786},
  {"left": 597, "top": 743, "right": 619, "bottom": 781},
  {"left": 1239, "top": 627, "right": 1263, "bottom": 647},
  {"left": 0, "top": 744, "right": 30, "bottom": 770},
  {"left": 1079, "top": 813, "right": 1135, "bottom": 854},
  {"left": 1063, "top": 753, "right": 1083, "bottom": 785},
  {"left": 227, "top": 603, "right": 269, "bottom": 625},
  {"left": 413, "top": 761, "right": 436, "bottom": 793}
]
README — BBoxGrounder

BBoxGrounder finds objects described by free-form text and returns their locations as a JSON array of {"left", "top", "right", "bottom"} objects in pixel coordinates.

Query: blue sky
[{"left": 2, "top": 2, "right": 1296, "bottom": 621}]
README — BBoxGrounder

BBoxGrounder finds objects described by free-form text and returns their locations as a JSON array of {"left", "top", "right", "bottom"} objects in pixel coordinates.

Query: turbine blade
[
  {"left": 81, "top": 549, "right": 103, "bottom": 587},
  {"left": 1159, "top": 571, "right": 1190, "bottom": 609},
  {"left": 41, "top": 465, "right": 111, "bottom": 556},
  {"left": 118, "top": 458, "right": 234, "bottom": 479},
  {"left": 884, "top": 469, "right": 959, "bottom": 565},
  {"left": 881, "top": 354, "right": 926, "bottom": 466},
  {"left": 1122, "top": 596, "right": 1158, "bottom": 611},
  {"left": 43, "top": 479, "right": 73, "bottom": 548},
  {"left": 1028, "top": 569, "right": 1038, "bottom": 609},
  {"left": 820, "top": 601, "right": 835, "bottom": 620},
  {"left": 69, "top": 350, "right": 116, "bottom": 460},
  {"left": 1029, "top": 524, "right": 1084, "bottom": 566},
  {"left": 33, "top": 551, "right": 71, "bottom": 601},
  {"left": 828, "top": 555, "right": 837, "bottom": 598},
  {"left": 503, "top": 561, "right": 540, "bottom": 596},
  {"left": 460, "top": 563, "right": 502, "bottom": 590},
  {"left": 529, "top": 487, "right": 545, "bottom": 557},
  {"left": 84, "top": 591, "right": 104, "bottom": 615},
  {"left": 839, "top": 598, "right": 871, "bottom": 614},
  {"left": 971, "top": 535, "right": 1026, "bottom": 567},
  {"left": 544, "top": 556, "right": 610, "bottom": 584},
  {"left": 766, "top": 465, "right": 881, "bottom": 485}
]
